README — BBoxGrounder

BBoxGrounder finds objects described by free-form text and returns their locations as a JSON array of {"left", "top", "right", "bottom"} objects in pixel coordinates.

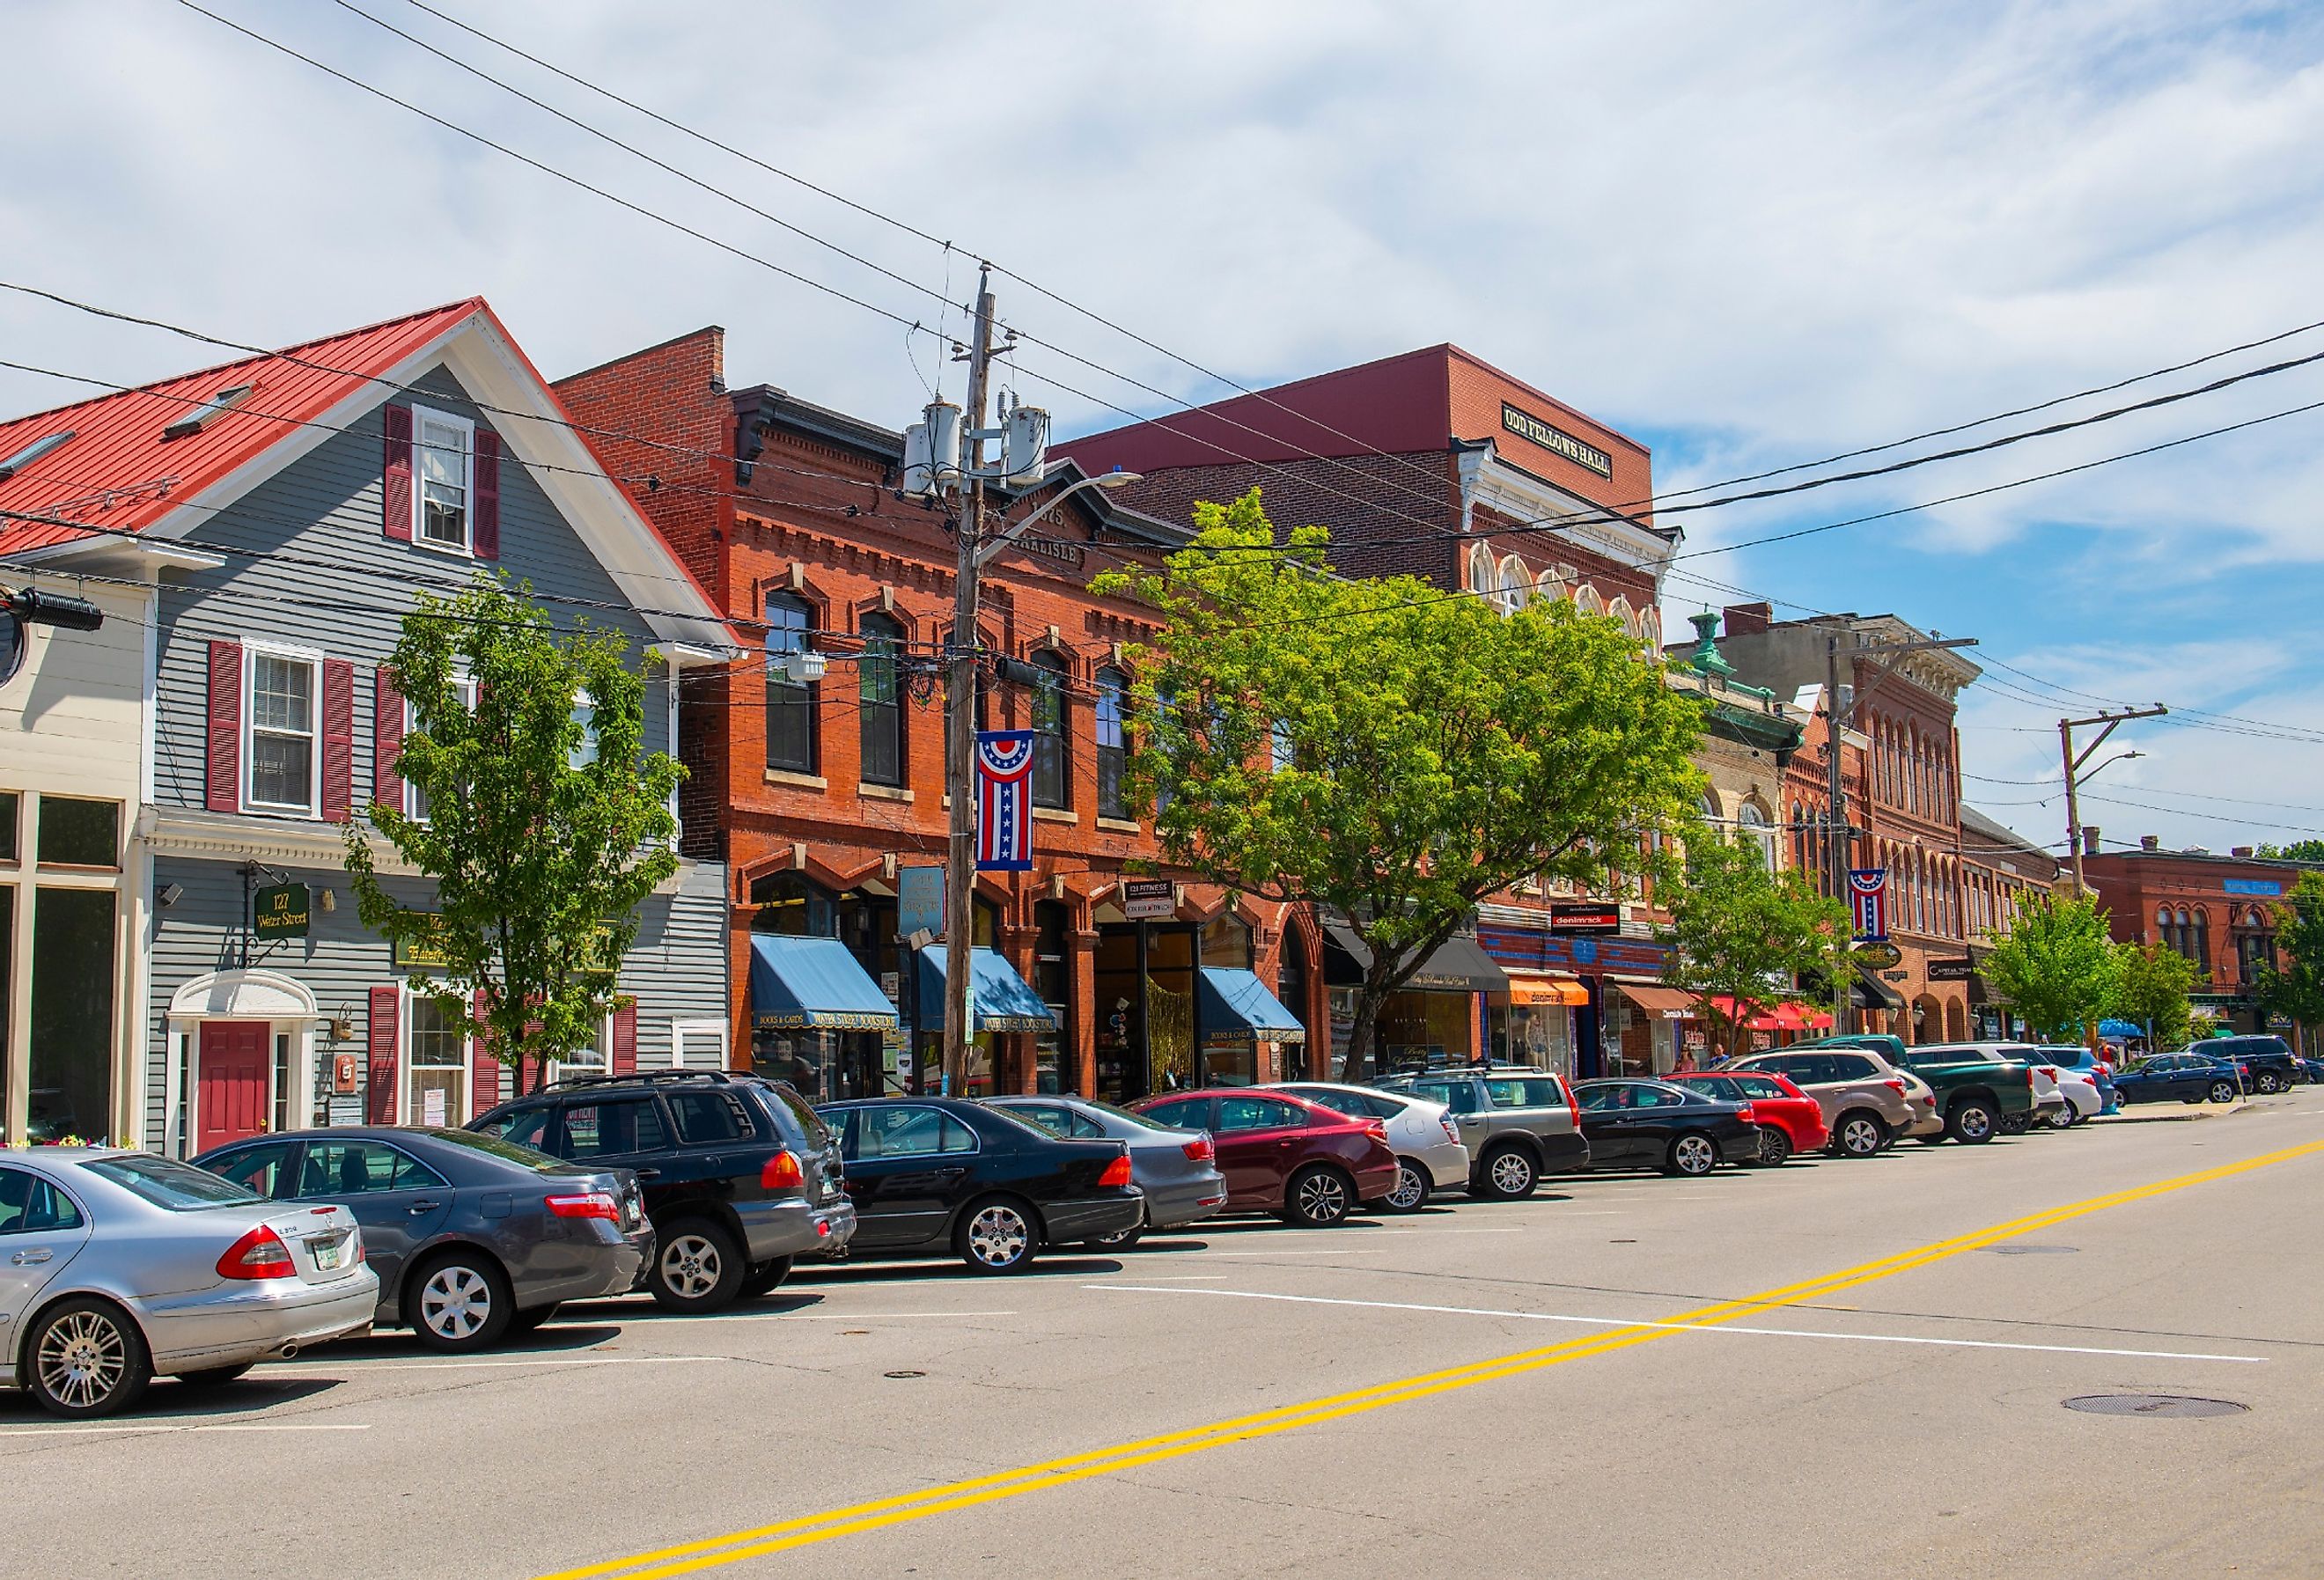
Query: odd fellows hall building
[
  {"left": 1062, "top": 344, "right": 1689, "bottom": 1078},
  {"left": 555, "top": 330, "right": 1316, "bottom": 1105}
]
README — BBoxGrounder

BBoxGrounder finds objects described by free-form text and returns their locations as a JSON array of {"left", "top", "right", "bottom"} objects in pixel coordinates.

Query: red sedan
[
  {"left": 1131, "top": 1089, "right": 1401, "bottom": 1227},
  {"left": 1669, "top": 1070, "right": 1826, "bottom": 1165}
]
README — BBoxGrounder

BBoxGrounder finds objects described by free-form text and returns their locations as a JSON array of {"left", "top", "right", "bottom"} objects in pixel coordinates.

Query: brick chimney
[
  {"left": 1722, "top": 602, "right": 1773, "bottom": 638},
  {"left": 2232, "top": 846, "right": 2254, "bottom": 858},
  {"left": 2140, "top": 834, "right": 2161, "bottom": 852},
  {"left": 2083, "top": 827, "right": 2101, "bottom": 857}
]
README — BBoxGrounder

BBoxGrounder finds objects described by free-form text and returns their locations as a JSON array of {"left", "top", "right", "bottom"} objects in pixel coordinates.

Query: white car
[
  {"left": 1269, "top": 1081, "right": 1470, "bottom": 1212},
  {"left": 2041, "top": 1064, "right": 2102, "bottom": 1125}
]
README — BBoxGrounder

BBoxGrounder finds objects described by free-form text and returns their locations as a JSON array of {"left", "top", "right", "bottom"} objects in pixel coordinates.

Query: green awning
[
  {"left": 749, "top": 936, "right": 899, "bottom": 1031},
  {"left": 915, "top": 945, "right": 1058, "bottom": 1034}
]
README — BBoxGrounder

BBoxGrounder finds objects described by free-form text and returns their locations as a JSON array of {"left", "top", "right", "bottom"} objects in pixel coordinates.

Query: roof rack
[{"left": 544, "top": 1069, "right": 737, "bottom": 1091}]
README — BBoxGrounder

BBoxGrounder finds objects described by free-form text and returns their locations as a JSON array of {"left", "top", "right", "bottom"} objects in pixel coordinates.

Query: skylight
[
  {"left": 161, "top": 384, "right": 254, "bottom": 441},
  {"left": 0, "top": 429, "right": 76, "bottom": 482}
]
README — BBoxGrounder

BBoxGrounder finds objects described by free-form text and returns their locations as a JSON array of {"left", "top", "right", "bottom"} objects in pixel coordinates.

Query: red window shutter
[
  {"left": 206, "top": 641, "right": 242, "bottom": 812},
  {"left": 472, "top": 430, "right": 501, "bottom": 559},
  {"left": 368, "top": 985, "right": 401, "bottom": 1125},
  {"left": 320, "top": 658, "right": 355, "bottom": 822},
  {"left": 382, "top": 405, "right": 414, "bottom": 542},
  {"left": 373, "top": 667, "right": 404, "bottom": 812},
  {"left": 470, "top": 988, "right": 502, "bottom": 1113},
  {"left": 612, "top": 1002, "right": 638, "bottom": 1075}
]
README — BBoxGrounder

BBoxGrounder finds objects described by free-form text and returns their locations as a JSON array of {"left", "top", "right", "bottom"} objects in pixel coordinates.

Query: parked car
[
  {"left": 1570, "top": 1080, "right": 1759, "bottom": 1175},
  {"left": 2034, "top": 1046, "right": 2120, "bottom": 1114},
  {"left": 2112, "top": 1051, "right": 2242, "bottom": 1106},
  {"left": 1666, "top": 1069, "right": 1826, "bottom": 1165},
  {"left": 1897, "top": 1043, "right": 2066, "bottom": 1135},
  {"left": 471, "top": 1070, "right": 855, "bottom": 1311},
  {"left": 2200, "top": 1035, "right": 2301, "bottom": 1094},
  {"left": 1134, "top": 1089, "right": 1401, "bottom": 1226},
  {"left": 984, "top": 1095, "right": 1228, "bottom": 1246},
  {"left": 0, "top": 1150, "right": 377, "bottom": 1418},
  {"left": 196, "top": 1127, "right": 651, "bottom": 1351},
  {"left": 2299, "top": 1055, "right": 2324, "bottom": 1086},
  {"left": 820, "top": 1098, "right": 1141, "bottom": 1271},
  {"left": 1724, "top": 1047, "right": 1929, "bottom": 1156},
  {"left": 1376, "top": 1067, "right": 1590, "bottom": 1199},
  {"left": 2041, "top": 1064, "right": 2103, "bottom": 1126},
  {"left": 1269, "top": 1081, "right": 1469, "bottom": 1211}
]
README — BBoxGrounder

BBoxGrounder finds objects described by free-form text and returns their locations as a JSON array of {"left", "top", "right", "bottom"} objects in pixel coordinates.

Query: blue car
[
  {"left": 2036, "top": 1046, "right": 2121, "bottom": 1114},
  {"left": 2110, "top": 1052, "right": 2242, "bottom": 1106}
]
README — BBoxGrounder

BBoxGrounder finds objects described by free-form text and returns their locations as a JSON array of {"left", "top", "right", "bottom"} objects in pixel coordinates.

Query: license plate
[{"left": 313, "top": 1238, "right": 342, "bottom": 1271}]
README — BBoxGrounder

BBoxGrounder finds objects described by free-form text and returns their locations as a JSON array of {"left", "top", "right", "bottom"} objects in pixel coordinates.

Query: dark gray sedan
[
  {"left": 984, "top": 1096, "right": 1228, "bottom": 1248},
  {"left": 194, "top": 1128, "right": 652, "bottom": 1352}
]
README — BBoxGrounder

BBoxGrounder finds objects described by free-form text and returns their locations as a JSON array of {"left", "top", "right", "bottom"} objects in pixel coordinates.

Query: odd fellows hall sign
[{"left": 1500, "top": 402, "right": 1614, "bottom": 479}]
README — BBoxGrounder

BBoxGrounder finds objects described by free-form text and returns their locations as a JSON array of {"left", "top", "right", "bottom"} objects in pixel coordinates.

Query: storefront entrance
[
  {"left": 1094, "top": 916, "right": 1271, "bottom": 1104},
  {"left": 196, "top": 1021, "right": 268, "bottom": 1155}
]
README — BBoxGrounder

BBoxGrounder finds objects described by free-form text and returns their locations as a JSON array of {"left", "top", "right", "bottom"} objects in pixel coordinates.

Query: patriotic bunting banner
[
  {"left": 1849, "top": 868, "right": 1890, "bottom": 941},
  {"left": 975, "top": 730, "right": 1035, "bottom": 871}
]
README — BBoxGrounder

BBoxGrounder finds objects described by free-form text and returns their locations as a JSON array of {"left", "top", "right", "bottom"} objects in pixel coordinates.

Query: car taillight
[
  {"left": 1363, "top": 1120, "right": 1388, "bottom": 1143},
  {"left": 1181, "top": 1135, "right": 1215, "bottom": 1163},
  {"left": 545, "top": 1191, "right": 621, "bottom": 1221},
  {"left": 1883, "top": 1078, "right": 1906, "bottom": 1094},
  {"left": 2024, "top": 1067, "right": 2035, "bottom": 1089},
  {"left": 1736, "top": 1104, "right": 1756, "bottom": 1125},
  {"left": 1440, "top": 1116, "right": 1460, "bottom": 1145},
  {"left": 2096, "top": 1062, "right": 2111, "bottom": 1077},
  {"left": 2038, "top": 1067, "right": 2056, "bottom": 1081},
  {"left": 1098, "top": 1152, "right": 1133, "bottom": 1188},
  {"left": 761, "top": 1150, "right": 805, "bottom": 1191},
  {"left": 216, "top": 1224, "right": 296, "bottom": 1280}
]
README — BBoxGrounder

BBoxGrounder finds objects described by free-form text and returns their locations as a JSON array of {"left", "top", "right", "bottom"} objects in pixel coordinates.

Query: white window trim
[
  {"left": 242, "top": 641, "right": 324, "bottom": 819},
  {"left": 405, "top": 673, "right": 476, "bottom": 821},
  {"left": 670, "top": 1018, "right": 728, "bottom": 1070},
  {"left": 547, "top": 1011, "right": 617, "bottom": 1086},
  {"left": 401, "top": 981, "right": 474, "bottom": 1128},
  {"left": 411, "top": 403, "right": 476, "bottom": 559},
  {"left": 570, "top": 686, "right": 598, "bottom": 770}
]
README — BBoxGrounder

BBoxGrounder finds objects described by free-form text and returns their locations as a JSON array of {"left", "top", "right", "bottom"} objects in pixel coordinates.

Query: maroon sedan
[{"left": 1131, "top": 1089, "right": 1400, "bottom": 1227}]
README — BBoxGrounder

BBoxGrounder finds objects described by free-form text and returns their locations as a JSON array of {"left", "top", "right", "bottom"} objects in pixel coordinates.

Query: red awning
[{"left": 1706, "top": 996, "right": 1830, "bottom": 1032}]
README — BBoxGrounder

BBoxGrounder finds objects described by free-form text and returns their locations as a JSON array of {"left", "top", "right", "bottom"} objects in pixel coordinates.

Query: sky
[{"left": 5, "top": 0, "right": 2323, "bottom": 858}]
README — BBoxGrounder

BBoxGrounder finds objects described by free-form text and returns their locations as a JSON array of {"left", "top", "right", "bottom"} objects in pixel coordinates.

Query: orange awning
[{"left": 1504, "top": 974, "right": 1589, "bottom": 1007}]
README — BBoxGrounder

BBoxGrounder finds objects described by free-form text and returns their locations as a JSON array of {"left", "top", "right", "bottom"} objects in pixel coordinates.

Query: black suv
[
  {"left": 469, "top": 1070, "right": 857, "bottom": 1312},
  {"left": 2202, "top": 1035, "right": 2303, "bottom": 1094}
]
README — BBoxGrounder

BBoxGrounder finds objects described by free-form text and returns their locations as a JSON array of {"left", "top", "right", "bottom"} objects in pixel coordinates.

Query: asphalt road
[{"left": 7, "top": 1093, "right": 2322, "bottom": 1580}]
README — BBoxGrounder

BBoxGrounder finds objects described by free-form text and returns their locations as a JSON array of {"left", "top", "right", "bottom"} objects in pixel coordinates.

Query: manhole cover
[
  {"left": 1988, "top": 1244, "right": 2079, "bottom": 1255},
  {"left": 2063, "top": 1394, "right": 2247, "bottom": 1418},
  {"left": 884, "top": 1370, "right": 927, "bottom": 1379}
]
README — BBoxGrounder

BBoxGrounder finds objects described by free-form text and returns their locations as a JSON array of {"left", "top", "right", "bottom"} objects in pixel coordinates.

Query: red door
[{"left": 197, "top": 1022, "right": 269, "bottom": 1155}]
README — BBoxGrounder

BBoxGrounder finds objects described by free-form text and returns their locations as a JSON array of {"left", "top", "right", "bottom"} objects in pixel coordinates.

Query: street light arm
[{"left": 973, "top": 473, "right": 1140, "bottom": 570}]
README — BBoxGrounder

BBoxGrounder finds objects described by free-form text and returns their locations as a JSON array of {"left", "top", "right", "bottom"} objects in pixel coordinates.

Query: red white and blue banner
[
  {"left": 1849, "top": 868, "right": 1890, "bottom": 941},
  {"left": 975, "top": 730, "right": 1035, "bottom": 871}
]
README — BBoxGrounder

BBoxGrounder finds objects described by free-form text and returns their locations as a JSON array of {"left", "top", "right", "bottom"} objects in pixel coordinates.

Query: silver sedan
[
  {"left": 983, "top": 1096, "right": 1229, "bottom": 1247},
  {"left": 1270, "top": 1082, "right": 1471, "bottom": 1211},
  {"left": 0, "top": 1149, "right": 379, "bottom": 1418}
]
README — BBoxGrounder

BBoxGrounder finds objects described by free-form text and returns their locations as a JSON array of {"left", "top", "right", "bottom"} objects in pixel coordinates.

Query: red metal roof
[{"left": 0, "top": 298, "right": 482, "bottom": 555}]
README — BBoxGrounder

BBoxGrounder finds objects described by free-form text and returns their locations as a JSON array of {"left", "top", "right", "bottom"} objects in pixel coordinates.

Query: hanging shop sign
[
  {"left": 1120, "top": 879, "right": 1178, "bottom": 921},
  {"left": 1853, "top": 939, "right": 1903, "bottom": 970},
  {"left": 253, "top": 882, "right": 311, "bottom": 940},
  {"left": 1849, "top": 868, "right": 1890, "bottom": 942},
  {"left": 393, "top": 914, "right": 452, "bottom": 968},
  {"left": 897, "top": 864, "right": 945, "bottom": 938},
  {"left": 974, "top": 730, "right": 1035, "bottom": 872},
  {"left": 1927, "top": 958, "right": 1976, "bottom": 982},
  {"left": 1500, "top": 402, "right": 1613, "bottom": 478},
  {"left": 1548, "top": 902, "right": 1622, "bottom": 935}
]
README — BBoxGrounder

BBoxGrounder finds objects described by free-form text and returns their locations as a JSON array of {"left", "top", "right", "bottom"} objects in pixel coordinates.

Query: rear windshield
[
  {"left": 1077, "top": 1098, "right": 1180, "bottom": 1133},
  {"left": 424, "top": 1128, "right": 568, "bottom": 1172},
  {"left": 759, "top": 1081, "right": 833, "bottom": 1147},
  {"left": 80, "top": 1154, "right": 265, "bottom": 1210}
]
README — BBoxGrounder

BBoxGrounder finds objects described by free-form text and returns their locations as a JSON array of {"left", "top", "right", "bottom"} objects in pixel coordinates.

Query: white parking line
[
  {"left": 0, "top": 1422, "right": 372, "bottom": 1437},
  {"left": 1193, "top": 1248, "right": 1389, "bottom": 1257},
  {"left": 1090, "top": 1285, "right": 2268, "bottom": 1365},
  {"left": 276, "top": 1356, "right": 719, "bottom": 1371}
]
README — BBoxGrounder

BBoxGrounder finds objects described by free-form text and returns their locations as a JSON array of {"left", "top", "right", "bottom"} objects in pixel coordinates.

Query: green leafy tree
[
  {"left": 2253, "top": 840, "right": 2324, "bottom": 863},
  {"left": 2254, "top": 871, "right": 2324, "bottom": 1040},
  {"left": 2108, "top": 941, "right": 2198, "bottom": 1048},
  {"left": 1091, "top": 489, "right": 1705, "bottom": 1076},
  {"left": 1981, "top": 891, "right": 2120, "bottom": 1040},
  {"left": 1657, "top": 829, "right": 1850, "bottom": 1060},
  {"left": 345, "top": 575, "right": 682, "bottom": 1091}
]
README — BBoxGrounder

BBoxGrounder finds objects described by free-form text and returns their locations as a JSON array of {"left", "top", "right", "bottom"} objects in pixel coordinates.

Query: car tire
[
  {"left": 1946, "top": 1099, "right": 1998, "bottom": 1145},
  {"left": 508, "top": 1303, "right": 560, "bottom": 1334},
  {"left": 1753, "top": 1127, "right": 1791, "bottom": 1167},
  {"left": 1665, "top": 1133, "right": 1719, "bottom": 1177},
  {"left": 737, "top": 1256, "right": 795, "bottom": 1300},
  {"left": 651, "top": 1219, "right": 746, "bottom": 1312},
  {"left": 25, "top": 1297, "right": 152, "bottom": 1419},
  {"left": 1999, "top": 1113, "right": 2032, "bottom": 1135},
  {"left": 1474, "top": 1143, "right": 1538, "bottom": 1201},
  {"left": 1083, "top": 1226, "right": 1144, "bottom": 1252},
  {"left": 956, "top": 1197, "right": 1041, "bottom": 1273},
  {"left": 2208, "top": 1080, "right": 2239, "bottom": 1105},
  {"left": 1382, "top": 1158, "right": 1431, "bottom": 1212},
  {"left": 1915, "top": 1134, "right": 1949, "bottom": 1146},
  {"left": 408, "top": 1251, "right": 515, "bottom": 1353},
  {"left": 1283, "top": 1165, "right": 1356, "bottom": 1228},
  {"left": 2257, "top": 1071, "right": 2284, "bottom": 1095},
  {"left": 2050, "top": 1102, "right": 2078, "bottom": 1129},
  {"left": 173, "top": 1362, "right": 257, "bottom": 1388},
  {"left": 1830, "top": 1111, "right": 1886, "bottom": 1158}
]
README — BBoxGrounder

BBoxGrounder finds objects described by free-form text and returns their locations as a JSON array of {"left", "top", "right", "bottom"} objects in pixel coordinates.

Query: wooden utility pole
[
  {"left": 940, "top": 268, "right": 997, "bottom": 1095},
  {"left": 2058, "top": 705, "right": 2168, "bottom": 895}
]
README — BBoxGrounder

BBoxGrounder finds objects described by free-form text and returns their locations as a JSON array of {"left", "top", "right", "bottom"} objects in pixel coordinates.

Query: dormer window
[{"left": 163, "top": 385, "right": 254, "bottom": 441}]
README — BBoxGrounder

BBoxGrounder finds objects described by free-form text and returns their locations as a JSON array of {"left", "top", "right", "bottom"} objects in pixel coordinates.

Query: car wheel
[
  {"left": 173, "top": 1362, "right": 257, "bottom": 1388},
  {"left": 1915, "top": 1134, "right": 1949, "bottom": 1146},
  {"left": 1382, "top": 1158, "right": 1431, "bottom": 1212},
  {"left": 1083, "top": 1226, "right": 1144, "bottom": 1252},
  {"left": 737, "top": 1256, "right": 795, "bottom": 1300},
  {"left": 1946, "top": 1099, "right": 1997, "bottom": 1145},
  {"left": 2257, "top": 1071, "right": 2284, "bottom": 1095},
  {"left": 1475, "top": 1143, "right": 1538, "bottom": 1201},
  {"left": 1999, "top": 1113, "right": 2031, "bottom": 1135},
  {"left": 1283, "top": 1165, "right": 1356, "bottom": 1227},
  {"left": 1753, "top": 1127, "right": 1791, "bottom": 1167},
  {"left": 26, "top": 1298, "right": 152, "bottom": 1419},
  {"left": 651, "top": 1219, "right": 746, "bottom": 1312},
  {"left": 2050, "top": 1102, "right": 2078, "bottom": 1129},
  {"left": 507, "top": 1303, "right": 561, "bottom": 1334},
  {"left": 1665, "top": 1133, "right": 1719, "bottom": 1177},
  {"left": 2209, "top": 1080, "right": 2239, "bottom": 1104},
  {"left": 408, "top": 1252, "right": 515, "bottom": 1352},
  {"left": 957, "top": 1198, "right": 1041, "bottom": 1273},
  {"left": 1831, "top": 1111, "right": 1886, "bottom": 1157}
]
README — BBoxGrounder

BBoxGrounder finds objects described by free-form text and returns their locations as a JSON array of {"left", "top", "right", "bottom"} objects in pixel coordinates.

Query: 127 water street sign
[{"left": 253, "top": 882, "right": 310, "bottom": 940}]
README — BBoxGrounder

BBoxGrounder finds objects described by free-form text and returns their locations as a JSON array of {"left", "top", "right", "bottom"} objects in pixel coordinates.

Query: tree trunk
[{"left": 1339, "top": 989, "right": 1382, "bottom": 1082}]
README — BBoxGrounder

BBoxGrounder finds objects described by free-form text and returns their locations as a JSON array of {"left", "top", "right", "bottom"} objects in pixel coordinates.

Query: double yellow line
[{"left": 543, "top": 1135, "right": 2324, "bottom": 1580}]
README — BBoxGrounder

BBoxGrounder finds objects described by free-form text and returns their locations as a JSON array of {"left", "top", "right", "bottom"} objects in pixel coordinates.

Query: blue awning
[
  {"left": 915, "top": 945, "right": 1058, "bottom": 1034},
  {"left": 1199, "top": 966, "right": 1307, "bottom": 1047},
  {"left": 749, "top": 936, "right": 899, "bottom": 1031}
]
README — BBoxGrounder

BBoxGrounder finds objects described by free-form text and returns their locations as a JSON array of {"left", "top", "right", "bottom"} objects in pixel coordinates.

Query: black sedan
[
  {"left": 815, "top": 1098, "right": 1141, "bottom": 1274},
  {"left": 195, "top": 1127, "right": 652, "bottom": 1351},
  {"left": 1570, "top": 1079, "right": 1759, "bottom": 1176},
  {"left": 2111, "top": 1053, "right": 2242, "bottom": 1106}
]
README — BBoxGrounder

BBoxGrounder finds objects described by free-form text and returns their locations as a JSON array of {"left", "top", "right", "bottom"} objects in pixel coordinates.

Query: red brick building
[
  {"left": 2083, "top": 837, "right": 2318, "bottom": 1040},
  {"left": 555, "top": 329, "right": 1321, "bottom": 1102}
]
